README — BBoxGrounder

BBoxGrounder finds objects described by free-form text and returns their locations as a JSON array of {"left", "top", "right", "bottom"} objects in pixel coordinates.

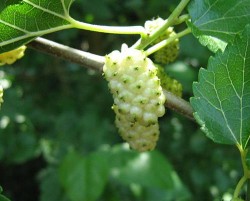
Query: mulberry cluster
[
  {"left": 145, "top": 18, "right": 179, "bottom": 64},
  {"left": 103, "top": 44, "right": 166, "bottom": 152},
  {"left": 0, "top": 46, "right": 27, "bottom": 66}
]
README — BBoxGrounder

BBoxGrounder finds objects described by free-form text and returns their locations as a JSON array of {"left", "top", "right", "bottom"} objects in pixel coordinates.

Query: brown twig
[
  {"left": 27, "top": 37, "right": 194, "bottom": 121},
  {"left": 28, "top": 37, "right": 104, "bottom": 72}
]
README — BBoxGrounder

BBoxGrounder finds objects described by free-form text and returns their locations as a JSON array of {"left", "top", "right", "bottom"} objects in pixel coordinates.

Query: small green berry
[
  {"left": 156, "top": 64, "right": 183, "bottom": 97},
  {"left": 145, "top": 18, "right": 179, "bottom": 65}
]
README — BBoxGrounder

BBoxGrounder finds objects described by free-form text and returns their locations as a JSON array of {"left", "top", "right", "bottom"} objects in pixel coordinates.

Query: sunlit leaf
[
  {"left": 191, "top": 25, "right": 250, "bottom": 148},
  {"left": 188, "top": 0, "right": 250, "bottom": 52},
  {"left": 0, "top": 0, "right": 75, "bottom": 53}
]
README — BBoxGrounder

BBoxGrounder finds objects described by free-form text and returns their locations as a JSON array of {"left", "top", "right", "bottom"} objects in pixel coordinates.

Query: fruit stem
[
  {"left": 67, "top": 17, "right": 147, "bottom": 37},
  {"left": 144, "top": 28, "right": 191, "bottom": 56},
  {"left": 173, "top": 14, "right": 190, "bottom": 25},
  {"left": 132, "top": 0, "right": 191, "bottom": 50}
]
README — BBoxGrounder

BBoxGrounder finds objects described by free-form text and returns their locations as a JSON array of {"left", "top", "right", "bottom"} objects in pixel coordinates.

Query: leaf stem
[
  {"left": 234, "top": 145, "right": 250, "bottom": 199},
  {"left": 67, "top": 17, "right": 147, "bottom": 36},
  {"left": 132, "top": 0, "right": 191, "bottom": 50},
  {"left": 234, "top": 176, "right": 248, "bottom": 199},
  {"left": 145, "top": 28, "right": 191, "bottom": 56}
]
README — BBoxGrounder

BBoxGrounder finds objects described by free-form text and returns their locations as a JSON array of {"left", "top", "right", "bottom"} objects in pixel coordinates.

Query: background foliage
[{"left": 0, "top": 0, "right": 244, "bottom": 201}]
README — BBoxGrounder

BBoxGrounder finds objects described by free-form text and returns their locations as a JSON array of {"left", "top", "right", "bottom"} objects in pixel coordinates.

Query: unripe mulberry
[
  {"left": 145, "top": 18, "right": 179, "bottom": 64},
  {"left": 103, "top": 44, "right": 166, "bottom": 152},
  {"left": 0, "top": 46, "right": 27, "bottom": 66},
  {"left": 156, "top": 65, "right": 182, "bottom": 97}
]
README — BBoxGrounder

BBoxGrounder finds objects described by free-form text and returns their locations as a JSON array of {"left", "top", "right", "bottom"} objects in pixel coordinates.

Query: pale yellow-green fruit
[
  {"left": 103, "top": 44, "right": 166, "bottom": 152},
  {"left": 0, "top": 46, "right": 27, "bottom": 66}
]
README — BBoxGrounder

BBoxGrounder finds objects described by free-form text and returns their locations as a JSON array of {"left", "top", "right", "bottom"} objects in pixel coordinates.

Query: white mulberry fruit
[{"left": 103, "top": 44, "right": 166, "bottom": 152}]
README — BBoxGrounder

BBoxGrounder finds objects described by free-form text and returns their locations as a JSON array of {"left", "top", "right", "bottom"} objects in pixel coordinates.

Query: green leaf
[
  {"left": 190, "top": 25, "right": 250, "bottom": 148},
  {"left": 187, "top": 22, "right": 227, "bottom": 53},
  {"left": 39, "top": 168, "right": 68, "bottom": 201},
  {"left": 0, "top": 195, "right": 10, "bottom": 201},
  {"left": 188, "top": 0, "right": 250, "bottom": 52},
  {"left": 59, "top": 150, "right": 109, "bottom": 201},
  {"left": 0, "top": 187, "right": 10, "bottom": 201},
  {"left": 108, "top": 145, "right": 190, "bottom": 200},
  {"left": 117, "top": 151, "right": 174, "bottom": 189},
  {"left": 0, "top": 0, "right": 75, "bottom": 53}
]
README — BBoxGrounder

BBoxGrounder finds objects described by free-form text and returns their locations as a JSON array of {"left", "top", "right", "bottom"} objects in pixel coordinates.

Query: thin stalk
[
  {"left": 145, "top": 28, "right": 191, "bottom": 56},
  {"left": 132, "top": 0, "right": 190, "bottom": 50},
  {"left": 234, "top": 176, "right": 248, "bottom": 199},
  {"left": 173, "top": 14, "right": 190, "bottom": 25},
  {"left": 68, "top": 17, "right": 147, "bottom": 36},
  {"left": 233, "top": 145, "right": 250, "bottom": 199}
]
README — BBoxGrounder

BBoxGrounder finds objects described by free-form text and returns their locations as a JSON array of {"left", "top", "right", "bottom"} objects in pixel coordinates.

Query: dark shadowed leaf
[{"left": 59, "top": 150, "right": 109, "bottom": 201}]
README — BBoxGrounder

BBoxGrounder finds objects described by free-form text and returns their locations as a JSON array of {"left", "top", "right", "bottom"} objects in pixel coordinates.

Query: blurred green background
[{"left": 0, "top": 0, "right": 242, "bottom": 201}]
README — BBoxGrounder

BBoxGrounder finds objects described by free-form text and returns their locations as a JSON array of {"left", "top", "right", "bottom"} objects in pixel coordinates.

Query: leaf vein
[
  {"left": 0, "top": 24, "right": 73, "bottom": 47},
  {"left": 0, "top": 19, "right": 29, "bottom": 34},
  {"left": 23, "top": 0, "right": 67, "bottom": 20},
  {"left": 193, "top": 0, "right": 219, "bottom": 24},
  {"left": 213, "top": 69, "right": 239, "bottom": 143}
]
